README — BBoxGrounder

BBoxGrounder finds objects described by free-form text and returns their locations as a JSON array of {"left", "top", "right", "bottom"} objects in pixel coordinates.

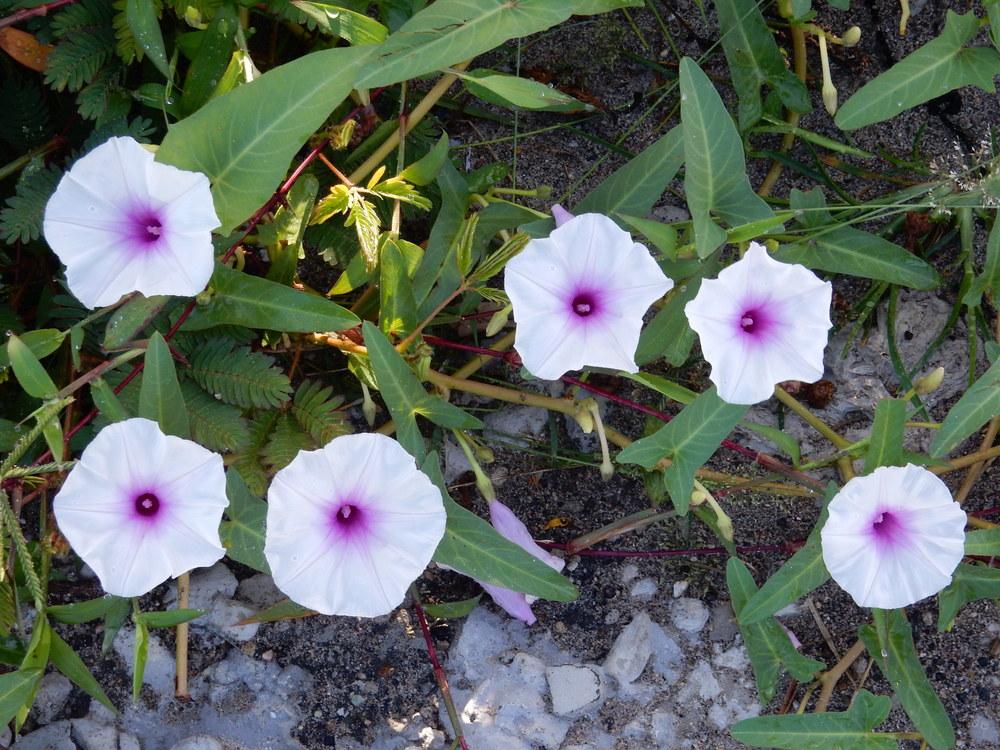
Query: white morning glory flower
[
  {"left": 821, "top": 464, "right": 966, "bottom": 609},
  {"left": 264, "top": 433, "right": 446, "bottom": 618},
  {"left": 474, "top": 500, "right": 565, "bottom": 625},
  {"left": 504, "top": 212, "right": 674, "bottom": 380},
  {"left": 53, "top": 418, "right": 228, "bottom": 598},
  {"left": 43, "top": 136, "right": 220, "bottom": 309},
  {"left": 684, "top": 242, "right": 832, "bottom": 405}
]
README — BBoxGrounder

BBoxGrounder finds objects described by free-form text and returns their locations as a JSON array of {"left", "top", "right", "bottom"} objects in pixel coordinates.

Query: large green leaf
[
  {"left": 421, "top": 453, "right": 577, "bottom": 601},
  {"left": 861, "top": 610, "right": 954, "bottom": 750},
  {"left": 930, "top": 356, "right": 1000, "bottom": 457},
  {"left": 836, "top": 11, "right": 1000, "bottom": 130},
  {"left": 937, "top": 563, "right": 1000, "bottom": 630},
  {"left": 739, "top": 490, "right": 833, "bottom": 624},
  {"left": 291, "top": 1, "right": 390, "bottom": 45},
  {"left": 157, "top": 45, "right": 373, "bottom": 233},
  {"left": 0, "top": 669, "right": 42, "bottom": 727},
  {"left": 728, "top": 558, "right": 824, "bottom": 704},
  {"left": 103, "top": 295, "right": 171, "bottom": 350},
  {"left": 460, "top": 69, "right": 593, "bottom": 112},
  {"left": 0, "top": 328, "right": 65, "bottom": 370},
  {"left": 219, "top": 470, "right": 269, "bottom": 574},
  {"left": 775, "top": 232, "right": 939, "bottom": 290},
  {"left": 125, "top": 0, "right": 169, "bottom": 78},
  {"left": 731, "top": 690, "right": 896, "bottom": 749},
  {"left": 359, "top": 0, "right": 591, "bottom": 88},
  {"left": 181, "top": 264, "right": 359, "bottom": 333},
  {"left": 863, "top": 398, "right": 906, "bottom": 473},
  {"left": 363, "top": 322, "right": 482, "bottom": 460},
  {"left": 574, "top": 126, "right": 683, "bottom": 219},
  {"left": 964, "top": 528, "right": 1000, "bottom": 556},
  {"left": 616, "top": 387, "right": 747, "bottom": 514},
  {"left": 379, "top": 239, "right": 418, "bottom": 337},
  {"left": 138, "top": 332, "right": 189, "bottom": 439},
  {"left": 679, "top": 58, "right": 774, "bottom": 258},
  {"left": 6, "top": 334, "right": 57, "bottom": 399},
  {"left": 712, "top": 0, "right": 810, "bottom": 129},
  {"left": 49, "top": 629, "right": 115, "bottom": 713}
]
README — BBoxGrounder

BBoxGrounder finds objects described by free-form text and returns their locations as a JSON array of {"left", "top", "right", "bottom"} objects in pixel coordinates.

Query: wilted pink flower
[
  {"left": 684, "top": 242, "right": 832, "bottom": 404},
  {"left": 264, "top": 433, "right": 446, "bottom": 617},
  {"left": 477, "top": 500, "right": 565, "bottom": 624},
  {"left": 821, "top": 464, "right": 966, "bottom": 609},
  {"left": 505, "top": 212, "right": 674, "bottom": 380},
  {"left": 54, "top": 418, "right": 228, "bottom": 597},
  {"left": 43, "top": 136, "right": 219, "bottom": 309}
]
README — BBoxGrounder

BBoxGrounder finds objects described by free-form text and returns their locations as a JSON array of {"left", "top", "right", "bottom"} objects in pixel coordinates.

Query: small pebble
[{"left": 672, "top": 580, "right": 689, "bottom": 598}]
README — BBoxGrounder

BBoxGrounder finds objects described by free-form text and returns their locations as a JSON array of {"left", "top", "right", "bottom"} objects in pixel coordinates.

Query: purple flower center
[
  {"left": 329, "top": 501, "right": 370, "bottom": 541},
  {"left": 569, "top": 291, "right": 600, "bottom": 319},
  {"left": 128, "top": 209, "right": 166, "bottom": 250},
  {"left": 134, "top": 492, "right": 160, "bottom": 518},
  {"left": 870, "top": 509, "right": 909, "bottom": 551},
  {"left": 735, "top": 304, "right": 775, "bottom": 340}
]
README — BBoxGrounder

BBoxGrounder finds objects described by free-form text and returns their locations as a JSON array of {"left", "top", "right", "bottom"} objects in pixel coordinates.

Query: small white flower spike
[
  {"left": 477, "top": 500, "right": 565, "bottom": 624},
  {"left": 53, "top": 418, "right": 228, "bottom": 598},
  {"left": 43, "top": 136, "right": 220, "bottom": 309},
  {"left": 684, "top": 242, "right": 832, "bottom": 405},
  {"left": 505, "top": 212, "right": 674, "bottom": 380},
  {"left": 264, "top": 433, "right": 446, "bottom": 618},
  {"left": 821, "top": 464, "right": 966, "bottom": 609}
]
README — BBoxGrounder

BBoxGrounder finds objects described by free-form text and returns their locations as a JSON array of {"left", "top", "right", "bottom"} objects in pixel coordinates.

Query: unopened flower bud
[
  {"left": 914, "top": 366, "right": 945, "bottom": 395},
  {"left": 822, "top": 82, "right": 838, "bottom": 116},
  {"left": 841, "top": 26, "right": 862, "bottom": 46}
]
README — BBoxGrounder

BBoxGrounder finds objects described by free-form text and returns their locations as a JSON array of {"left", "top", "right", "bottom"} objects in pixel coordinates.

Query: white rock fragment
[
  {"left": 672, "top": 580, "right": 689, "bottom": 598},
  {"left": 620, "top": 564, "right": 640, "bottom": 583},
  {"left": 649, "top": 622, "right": 684, "bottom": 681},
  {"left": 604, "top": 612, "right": 653, "bottom": 684},
  {"left": 163, "top": 563, "right": 237, "bottom": 610},
  {"left": 205, "top": 598, "right": 259, "bottom": 642},
  {"left": 630, "top": 578, "right": 658, "bottom": 600},
  {"left": 71, "top": 718, "right": 119, "bottom": 750},
  {"left": 683, "top": 660, "right": 721, "bottom": 701},
  {"left": 651, "top": 711, "right": 678, "bottom": 746},
  {"left": 13, "top": 721, "right": 75, "bottom": 750},
  {"left": 169, "top": 737, "right": 224, "bottom": 750},
  {"left": 546, "top": 664, "right": 603, "bottom": 715},
  {"left": 713, "top": 643, "right": 750, "bottom": 672},
  {"left": 33, "top": 673, "right": 72, "bottom": 725},
  {"left": 671, "top": 597, "right": 710, "bottom": 633},
  {"left": 971, "top": 715, "right": 1000, "bottom": 745}
]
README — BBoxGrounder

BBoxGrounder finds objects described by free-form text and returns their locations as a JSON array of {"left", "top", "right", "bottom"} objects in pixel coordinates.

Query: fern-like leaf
[
  {"left": 76, "top": 64, "right": 130, "bottom": 123},
  {"left": 45, "top": 0, "right": 116, "bottom": 93},
  {"left": 0, "top": 160, "right": 62, "bottom": 245},
  {"left": 0, "top": 75, "right": 51, "bottom": 151},
  {"left": 181, "top": 381, "right": 251, "bottom": 453},
  {"left": 188, "top": 338, "right": 292, "bottom": 409},
  {"left": 262, "top": 412, "right": 313, "bottom": 472},
  {"left": 291, "top": 379, "right": 350, "bottom": 444},
  {"left": 230, "top": 411, "right": 277, "bottom": 496}
]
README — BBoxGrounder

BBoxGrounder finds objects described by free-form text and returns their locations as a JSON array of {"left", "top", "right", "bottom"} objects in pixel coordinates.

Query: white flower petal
[
  {"left": 264, "top": 433, "right": 446, "bottom": 617},
  {"left": 685, "top": 242, "right": 832, "bottom": 405},
  {"left": 820, "top": 464, "right": 966, "bottom": 609},
  {"left": 505, "top": 213, "right": 673, "bottom": 380},
  {"left": 53, "top": 418, "right": 228, "bottom": 598},
  {"left": 43, "top": 136, "right": 218, "bottom": 308}
]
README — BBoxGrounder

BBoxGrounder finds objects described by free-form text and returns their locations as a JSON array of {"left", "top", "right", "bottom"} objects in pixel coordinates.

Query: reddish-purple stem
[
  {"left": 412, "top": 599, "right": 470, "bottom": 750},
  {"left": 0, "top": 0, "right": 76, "bottom": 30}
]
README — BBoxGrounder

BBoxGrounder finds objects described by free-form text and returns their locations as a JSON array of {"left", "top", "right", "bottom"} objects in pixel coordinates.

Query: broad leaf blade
[
  {"left": 679, "top": 58, "right": 774, "bottom": 258},
  {"left": 104, "top": 294, "right": 171, "bottom": 350},
  {"left": 181, "top": 264, "right": 359, "bottom": 333},
  {"left": 220, "top": 470, "right": 269, "bottom": 573},
  {"left": 728, "top": 558, "right": 824, "bottom": 704},
  {"left": 158, "top": 45, "right": 372, "bottom": 233},
  {"left": 49, "top": 629, "right": 116, "bottom": 713},
  {"left": 0, "top": 669, "right": 42, "bottom": 727},
  {"left": 138, "top": 332, "right": 189, "bottom": 439},
  {"left": 864, "top": 398, "right": 906, "bottom": 473},
  {"left": 836, "top": 12, "right": 1000, "bottom": 130},
  {"left": 937, "top": 563, "right": 1000, "bottom": 630},
  {"left": 712, "top": 0, "right": 810, "bottom": 128},
  {"left": 731, "top": 690, "right": 896, "bottom": 749},
  {"left": 363, "top": 322, "right": 482, "bottom": 460},
  {"left": 739, "top": 489, "right": 834, "bottom": 624},
  {"left": 616, "top": 387, "right": 747, "bottom": 514},
  {"left": 775, "top": 230, "right": 939, "bottom": 290},
  {"left": 861, "top": 610, "right": 955, "bottom": 750},
  {"left": 575, "top": 126, "right": 683, "bottom": 219},
  {"left": 930, "top": 356, "right": 1000, "bottom": 457}
]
